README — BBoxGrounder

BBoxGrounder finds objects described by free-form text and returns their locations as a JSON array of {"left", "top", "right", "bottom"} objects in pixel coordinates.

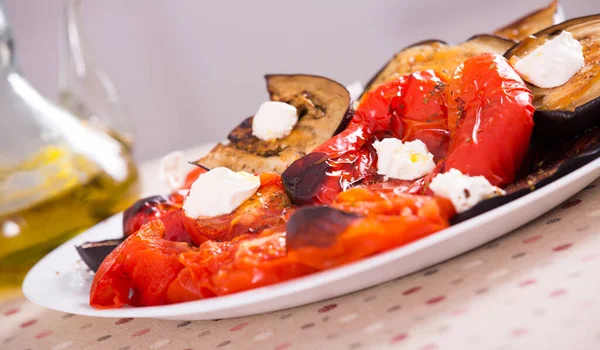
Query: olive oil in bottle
[
  {"left": 0, "top": 0, "right": 141, "bottom": 291},
  {"left": 0, "top": 145, "right": 140, "bottom": 288}
]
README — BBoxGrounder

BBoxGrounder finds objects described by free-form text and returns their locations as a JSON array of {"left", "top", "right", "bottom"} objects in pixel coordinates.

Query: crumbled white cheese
[
  {"left": 158, "top": 151, "right": 185, "bottom": 191},
  {"left": 372, "top": 138, "right": 436, "bottom": 180},
  {"left": 252, "top": 101, "right": 298, "bottom": 141},
  {"left": 182, "top": 167, "right": 260, "bottom": 218},
  {"left": 429, "top": 168, "right": 505, "bottom": 213},
  {"left": 513, "top": 30, "right": 584, "bottom": 88}
]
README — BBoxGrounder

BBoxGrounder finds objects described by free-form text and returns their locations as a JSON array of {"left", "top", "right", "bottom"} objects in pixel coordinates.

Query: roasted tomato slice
[
  {"left": 189, "top": 173, "right": 292, "bottom": 244},
  {"left": 90, "top": 221, "right": 192, "bottom": 308},
  {"left": 168, "top": 229, "right": 315, "bottom": 300},
  {"left": 282, "top": 70, "right": 449, "bottom": 205},
  {"left": 442, "top": 53, "right": 534, "bottom": 187},
  {"left": 286, "top": 188, "right": 455, "bottom": 269}
]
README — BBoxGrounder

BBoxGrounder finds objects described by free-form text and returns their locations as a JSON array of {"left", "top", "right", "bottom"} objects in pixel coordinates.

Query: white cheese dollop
[
  {"left": 252, "top": 101, "right": 298, "bottom": 141},
  {"left": 372, "top": 138, "right": 436, "bottom": 180},
  {"left": 513, "top": 30, "right": 584, "bottom": 88},
  {"left": 182, "top": 167, "right": 261, "bottom": 218},
  {"left": 429, "top": 168, "right": 505, "bottom": 213}
]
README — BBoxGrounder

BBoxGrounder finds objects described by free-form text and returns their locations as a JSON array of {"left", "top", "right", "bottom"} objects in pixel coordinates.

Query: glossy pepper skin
[
  {"left": 282, "top": 70, "right": 450, "bottom": 205},
  {"left": 286, "top": 188, "right": 455, "bottom": 270},
  {"left": 168, "top": 229, "right": 316, "bottom": 301},
  {"left": 441, "top": 53, "right": 534, "bottom": 187},
  {"left": 90, "top": 221, "right": 192, "bottom": 308},
  {"left": 121, "top": 166, "right": 209, "bottom": 244}
]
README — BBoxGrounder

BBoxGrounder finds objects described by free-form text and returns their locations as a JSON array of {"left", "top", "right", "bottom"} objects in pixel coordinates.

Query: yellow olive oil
[{"left": 0, "top": 144, "right": 140, "bottom": 289}]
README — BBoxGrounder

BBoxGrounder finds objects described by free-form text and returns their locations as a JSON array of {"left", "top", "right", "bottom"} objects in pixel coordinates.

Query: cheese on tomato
[
  {"left": 372, "top": 138, "right": 435, "bottom": 180},
  {"left": 183, "top": 167, "right": 260, "bottom": 218},
  {"left": 252, "top": 101, "right": 298, "bottom": 141},
  {"left": 429, "top": 168, "right": 504, "bottom": 213},
  {"left": 513, "top": 30, "right": 584, "bottom": 88}
]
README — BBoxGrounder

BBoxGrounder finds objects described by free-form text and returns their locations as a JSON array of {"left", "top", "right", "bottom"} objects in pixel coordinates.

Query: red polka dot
[
  {"left": 3, "top": 307, "right": 20, "bottom": 316},
  {"left": 511, "top": 328, "right": 528, "bottom": 337},
  {"left": 391, "top": 333, "right": 408, "bottom": 343},
  {"left": 550, "top": 288, "right": 567, "bottom": 298},
  {"left": 426, "top": 296, "right": 445, "bottom": 305},
  {"left": 519, "top": 279, "right": 536, "bottom": 287},
  {"left": 274, "top": 343, "right": 291, "bottom": 350},
  {"left": 450, "top": 307, "right": 467, "bottom": 316},
  {"left": 230, "top": 322, "right": 249, "bottom": 331},
  {"left": 402, "top": 286, "right": 422, "bottom": 295},
  {"left": 562, "top": 199, "right": 581, "bottom": 209},
  {"left": 318, "top": 304, "right": 337, "bottom": 313},
  {"left": 523, "top": 235, "right": 542, "bottom": 244},
  {"left": 131, "top": 328, "right": 150, "bottom": 337},
  {"left": 115, "top": 318, "right": 134, "bottom": 325},
  {"left": 421, "top": 344, "right": 438, "bottom": 350},
  {"left": 34, "top": 330, "right": 53, "bottom": 339},
  {"left": 20, "top": 319, "right": 37, "bottom": 328},
  {"left": 583, "top": 254, "right": 600, "bottom": 262},
  {"left": 553, "top": 243, "right": 572, "bottom": 252}
]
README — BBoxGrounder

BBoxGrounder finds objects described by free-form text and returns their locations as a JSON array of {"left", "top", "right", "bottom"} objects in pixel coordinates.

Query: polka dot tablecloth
[{"left": 3, "top": 146, "right": 600, "bottom": 350}]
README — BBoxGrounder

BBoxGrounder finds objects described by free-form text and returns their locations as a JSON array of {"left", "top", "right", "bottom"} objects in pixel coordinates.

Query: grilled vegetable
[
  {"left": 505, "top": 15, "right": 600, "bottom": 138},
  {"left": 75, "top": 239, "right": 124, "bottom": 272},
  {"left": 90, "top": 221, "right": 192, "bottom": 308},
  {"left": 439, "top": 53, "right": 535, "bottom": 187},
  {"left": 364, "top": 35, "right": 514, "bottom": 93},
  {"left": 494, "top": 0, "right": 560, "bottom": 41},
  {"left": 282, "top": 71, "right": 449, "bottom": 205},
  {"left": 286, "top": 188, "right": 455, "bottom": 270},
  {"left": 194, "top": 74, "right": 351, "bottom": 174},
  {"left": 453, "top": 126, "right": 600, "bottom": 224}
]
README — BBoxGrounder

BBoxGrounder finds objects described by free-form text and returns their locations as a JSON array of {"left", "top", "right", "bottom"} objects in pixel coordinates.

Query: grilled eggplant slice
[
  {"left": 505, "top": 15, "right": 600, "bottom": 138},
  {"left": 494, "top": 0, "right": 560, "bottom": 41},
  {"left": 194, "top": 75, "right": 351, "bottom": 174},
  {"left": 364, "top": 35, "right": 514, "bottom": 93},
  {"left": 76, "top": 239, "right": 124, "bottom": 272}
]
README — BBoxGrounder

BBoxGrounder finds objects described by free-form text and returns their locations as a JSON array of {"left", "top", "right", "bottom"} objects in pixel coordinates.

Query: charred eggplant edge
[
  {"left": 504, "top": 14, "right": 600, "bottom": 138},
  {"left": 363, "top": 35, "right": 514, "bottom": 94}
]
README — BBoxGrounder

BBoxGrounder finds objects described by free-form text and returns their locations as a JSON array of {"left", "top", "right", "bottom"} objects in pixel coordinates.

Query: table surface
[{"left": 2, "top": 145, "right": 600, "bottom": 350}]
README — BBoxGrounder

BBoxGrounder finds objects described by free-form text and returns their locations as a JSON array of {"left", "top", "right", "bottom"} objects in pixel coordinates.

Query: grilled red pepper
[
  {"left": 282, "top": 70, "right": 449, "bottom": 205},
  {"left": 440, "top": 53, "right": 534, "bottom": 187},
  {"left": 90, "top": 221, "right": 191, "bottom": 308}
]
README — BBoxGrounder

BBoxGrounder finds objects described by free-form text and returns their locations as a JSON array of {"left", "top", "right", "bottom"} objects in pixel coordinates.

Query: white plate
[{"left": 23, "top": 158, "right": 600, "bottom": 320}]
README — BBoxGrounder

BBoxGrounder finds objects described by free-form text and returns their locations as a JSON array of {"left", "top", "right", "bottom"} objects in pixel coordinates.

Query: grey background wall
[{"left": 4, "top": 0, "right": 599, "bottom": 161}]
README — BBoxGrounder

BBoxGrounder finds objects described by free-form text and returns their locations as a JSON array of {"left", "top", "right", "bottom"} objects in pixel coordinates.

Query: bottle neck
[{"left": 0, "top": 1, "right": 16, "bottom": 72}]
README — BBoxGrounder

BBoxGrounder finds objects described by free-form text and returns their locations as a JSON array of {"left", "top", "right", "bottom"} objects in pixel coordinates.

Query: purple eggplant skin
[
  {"left": 452, "top": 126, "right": 600, "bottom": 224},
  {"left": 504, "top": 15, "right": 600, "bottom": 139},
  {"left": 530, "top": 98, "right": 600, "bottom": 138},
  {"left": 75, "top": 239, "right": 124, "bottom": 272},
  {"left": 286, "top": 206, "right": 360, "bottom": 251}
]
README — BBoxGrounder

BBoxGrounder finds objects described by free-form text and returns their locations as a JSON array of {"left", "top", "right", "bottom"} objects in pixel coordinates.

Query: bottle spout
[{"left": 59, "top": 0, "right": 136, "bottom": 150}]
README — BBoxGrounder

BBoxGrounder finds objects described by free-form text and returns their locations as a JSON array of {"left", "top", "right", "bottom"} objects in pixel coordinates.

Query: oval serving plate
[{"left": 22, "top": 156, "right": 600, "bottom": 320}]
